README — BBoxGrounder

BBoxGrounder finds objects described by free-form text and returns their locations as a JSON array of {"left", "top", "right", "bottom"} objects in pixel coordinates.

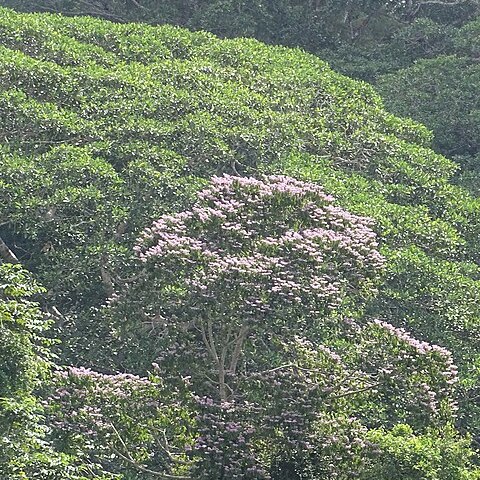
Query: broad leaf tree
[
  {"left": 0, "top": 264, "right": 78, "bottom": 478},
  {"left": 108, "top": 175, "right": 468, "bottom": 478}
]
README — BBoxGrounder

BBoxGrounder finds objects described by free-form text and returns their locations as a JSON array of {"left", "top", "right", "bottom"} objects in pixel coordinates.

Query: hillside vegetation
[
  {"left": 376, "top": 17, "right": 480, "bottom": 191},
  {"left": 5, "top": 0, "right": 480, "bottom": 190},
  {"left": 1, "top": 7, "right": 480, "bottom": 479}
]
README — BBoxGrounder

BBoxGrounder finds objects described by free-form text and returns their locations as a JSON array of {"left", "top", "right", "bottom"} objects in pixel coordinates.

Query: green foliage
[
  {"left": 0, "top": 5, "right": 479, "bottom": 478},
  {"left": 373, "top": 15, "right": 480, "bottom": 190},
  {"left": 366, "top": 424, "right": 480, "bottom": 480},
  {"left": 274, "top": 422, "right": 480, "bottom": 480},
  {"left": 0, "top": 264, "right": 80, "bottom": 479},
  {"left": 0, "top": 264, "right": 49, "bottom": 393},
  {"left": 454, "top": 17, "right": 480, "bottom": 57},
  {"left": 377, "top": 55, "right": 480, "bottom": 162},
  {"left": 17, "top": 0, "right": 470, "bottom": 176}
]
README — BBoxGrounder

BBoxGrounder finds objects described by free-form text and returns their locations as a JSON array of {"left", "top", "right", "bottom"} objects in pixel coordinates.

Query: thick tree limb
[
  {"left": 405, "top": 0, "right": 476, "bottom": 19},
  {"left": 100, "top": 253, "right": 115, "bottom": 297},
  {"left": 47, "top": 305, "right": 68, "bottom": 328},
  {"left": 155, "top": 429, "right": 190, "bottom": 466},
  {"left": 0, "top": 235, "right": 19, "bottom": 264},
  {"left": 229, "top": 325, "right": 248, "bottom": 375},
  {"left": 127, "top": 0, "right": 148, "bottom": 10},
  {"left": 330, "top": 382, "right": 383, "bottom": 399},
  {"left": 417, "top": 0, "right": 475, "bottom": 5},
  {"left": 100, "top": 265, "right": 115, "bottom": 297},
  {"left": 252, "top": 363, "right": 318, "bottom": 376}
]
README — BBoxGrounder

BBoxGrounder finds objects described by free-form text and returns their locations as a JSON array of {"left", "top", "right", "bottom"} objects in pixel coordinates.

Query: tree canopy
[{"left": 0, "top": 5, "right": 480, "bottom": 479}]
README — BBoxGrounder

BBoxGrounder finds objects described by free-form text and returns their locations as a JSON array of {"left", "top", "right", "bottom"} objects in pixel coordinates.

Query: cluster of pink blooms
[
  {"left": 47, "top": 366, "right": 160, "bottom": 443},
  {"left": 134, "top": 174, "right": 385, "bottom": 319},
  {"left": 368, "top": 320, "right": 459, "bottom": 418},
  {"left": 55, "top": 366, "right": 153, "bottom": 397},
  {"left": 373, "top": 320, "right": 458, "bottom": 385},
  {"left": 192, "top": 397, "right": 267, "bottom": 480}
]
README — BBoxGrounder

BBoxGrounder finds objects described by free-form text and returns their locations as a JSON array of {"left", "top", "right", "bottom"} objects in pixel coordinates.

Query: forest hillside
[
  {"left": 0, "top": 6, "right": 480, "bottom": 479},
  {"left": 3, "top": 0, "right": 480, "bottom": 185}
]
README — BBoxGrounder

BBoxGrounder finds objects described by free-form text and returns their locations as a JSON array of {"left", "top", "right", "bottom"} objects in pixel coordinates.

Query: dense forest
[
  {"left": 3, "top": 1, "right": 480, "bottom": 167},
  {"left": 0, "top": 1, "right": 480, "bottom": 478}
]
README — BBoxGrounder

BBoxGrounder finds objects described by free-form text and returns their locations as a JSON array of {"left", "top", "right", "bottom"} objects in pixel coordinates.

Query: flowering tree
[
  {"left": 132, "top": 174, "right": 385, "bottom": 401},
  {"left": 118, "top": 175, "right": 389, "bottom": 476},
  {"left": 104, "top": 175, "right": 466, "bottom": 478},
  {"left": 47, "top": 366, "right": 194, "bottom": 479}
]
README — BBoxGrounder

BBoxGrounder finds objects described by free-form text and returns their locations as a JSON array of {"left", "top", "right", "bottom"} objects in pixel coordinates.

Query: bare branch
[
  {"left": 127, "top": 0, "right": 148, "bottom": 10},
  {"left": 329, "top": 382, "right": 383, "bottom": 400},
  {"left": 200, "top": 322, "right": 218, "bottom": 363},
  {"left": 417, "top": 0, "right": 473, "bottom": 5},
  {"left": 109, "top": 422, "right": 190, "bottom": 480},
  {"left": 228, "top": 325, "right": 248, "bottom": 375},
  {"left": 155, "top": 430, "right": 190, "bottom": 465},
  {"left": 47, "top": 305, "right": 68, "bottom": 328},
  {"left": 100, "top": 253, "right": 115, "bottom": 297},
  {"left": 250, "top": 363, "right": 319, "bottom": 378},
  {"left": 0, "top": 235, "right": 19, "bottom": 264},
  {"left": 207, "top": 317, "right": 219, "bottom": 364}
]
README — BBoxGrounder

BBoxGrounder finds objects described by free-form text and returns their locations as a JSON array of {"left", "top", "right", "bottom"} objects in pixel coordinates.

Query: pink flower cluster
[
  {"left": 366, "top": 319, "right": 459, "bottom": 419},
  {"left": 135, "top": 175, "right": 385, "bottom": 319},
  {"left": 373, "top": 321, "right": 451, "bottom": 358},
  {"left": 48, "top": 366, "right": 159, "bottom": 438},
  {"left": 58, "top": 366, "right": 152, "bottom": 385}
]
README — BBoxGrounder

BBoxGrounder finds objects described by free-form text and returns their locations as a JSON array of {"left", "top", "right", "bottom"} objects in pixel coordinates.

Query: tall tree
[
  {"left": 108, "top": 175, "right": 470, "bottom": 478},
  {"left": 0, "top": 264, "right": 77, "bottom": 478}
]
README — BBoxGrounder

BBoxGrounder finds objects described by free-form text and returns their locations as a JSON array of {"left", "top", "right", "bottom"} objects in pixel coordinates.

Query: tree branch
[
  {"left": 229, "top": 325, "right": 248, "bottom": 375},
  {"left": 127, "top": 0, "right": 148, "bottom": 10},
  {"left": 111, "top": 447, "right": 190, "bottom": 479},
  {"left": 155, "top": 429, "right": 190, "bottom": 466},
  {"left": 329, "top": 382, "right": 383, "bottom": 399},
  {"left": 0, "top": 235, "right": 19, "bottom": 264},
  {"left": 417, "top": 0, "right": 473, "bottom": 5},
  {"left": 249, "top": 363, "right": 320, "bottom": 378},
  {"left": 100, "top": 254, "right": 115, "bottom": 297},
  {"left": 109, "top": 422, "right": 190, "bottom": 479},
  {"left": 200, "top": 321, "right": 218, "bottom": 363}
]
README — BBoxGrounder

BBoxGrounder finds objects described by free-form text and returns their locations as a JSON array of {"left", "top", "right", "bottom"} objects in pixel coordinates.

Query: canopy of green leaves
[{"left": 0, "top": 6, "right": 480, "bottom": 478}]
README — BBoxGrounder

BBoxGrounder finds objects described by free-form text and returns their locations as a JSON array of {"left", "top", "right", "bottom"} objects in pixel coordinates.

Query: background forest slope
[
  {"left": 0, "top": 6, "right": 480, "bottom": 479},
  {"left": 3, "top": 0, "right": 480, "bottom": 185}
]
